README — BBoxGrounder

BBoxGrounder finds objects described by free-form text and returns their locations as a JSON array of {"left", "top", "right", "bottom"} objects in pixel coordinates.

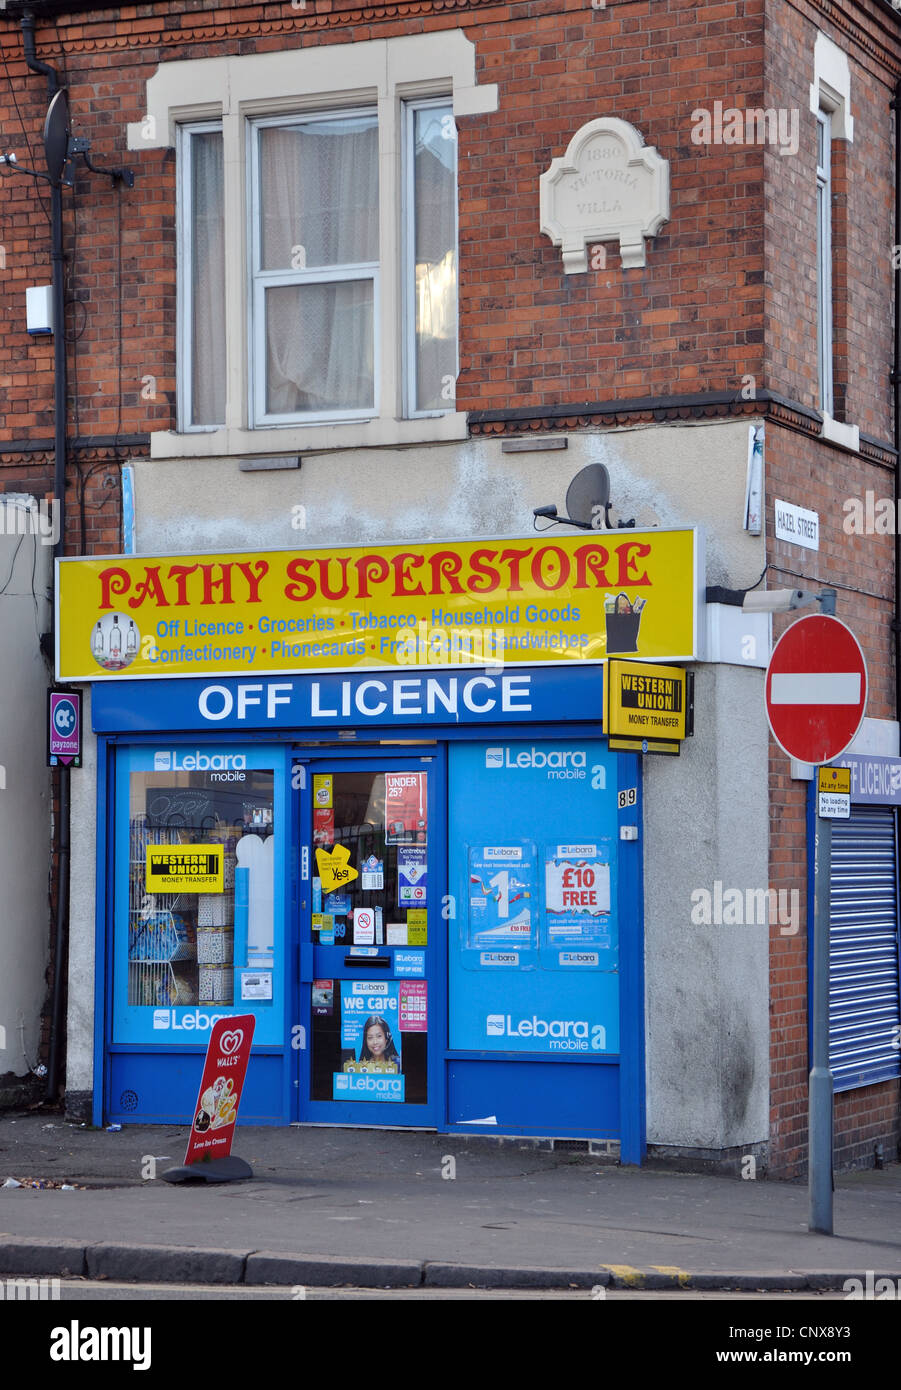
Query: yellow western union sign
[
  {"left": 56, "top": 530, "right": 701, "bottom": 681},
  {"left": 605, "top": 660, "right": 688, "bottom": 740},
  {"left": 146, "top": 845, "right": 224, "bottom": 893}
]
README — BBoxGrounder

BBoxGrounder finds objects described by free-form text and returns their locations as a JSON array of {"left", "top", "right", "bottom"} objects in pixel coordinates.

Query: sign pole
[
  {"left": 809, "top": 587, "right": 836, "bottom": 1236},
  {"left": 809, "top": 790, "right": 834, "bottom": 1234}
]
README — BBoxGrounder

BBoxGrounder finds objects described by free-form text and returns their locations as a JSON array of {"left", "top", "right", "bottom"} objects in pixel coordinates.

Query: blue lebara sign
[
  {"left": 91, "top": 666, "right": 604, "bottom": 733},
  {"left": 448, "top": 739, "right": 621, "bottom": 1054}
]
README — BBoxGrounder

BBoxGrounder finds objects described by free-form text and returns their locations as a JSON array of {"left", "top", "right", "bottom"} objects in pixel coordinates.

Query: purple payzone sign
[{"left": 49, "top": 690, "right": 81, "bottom": 766}]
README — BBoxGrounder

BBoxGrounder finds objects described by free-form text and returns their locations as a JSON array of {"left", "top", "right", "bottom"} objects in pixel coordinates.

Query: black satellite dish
[
  {"left": 43, "top": 89, "right": 71, "bottom": 185},
  {"left": 565, "top": 463, "right": 610, "bottom": 528}
]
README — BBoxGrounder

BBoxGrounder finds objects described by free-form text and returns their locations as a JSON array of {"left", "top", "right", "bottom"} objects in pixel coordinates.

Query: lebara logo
[
  {"left": 152, "top": 751, "right": 247, "bottom": 772},
  {"left": 153, "top": 1010, "right": 234, "bottom": 1031},
  {"left": 486, "top": 1014, "right": 606, "bottom": 1052},
  {"left": 483, "top": 746, "right": 589, "bottom": 781}
]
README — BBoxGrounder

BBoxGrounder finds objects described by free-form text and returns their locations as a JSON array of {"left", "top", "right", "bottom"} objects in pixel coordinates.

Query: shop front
[{"left": 60, "top": 531, "right": 702, "bottom": 1160}]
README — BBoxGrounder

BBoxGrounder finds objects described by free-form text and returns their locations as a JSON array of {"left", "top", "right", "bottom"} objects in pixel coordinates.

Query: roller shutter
[{"left": 829, "top": 806, "right": 901, "bottom": 1090}]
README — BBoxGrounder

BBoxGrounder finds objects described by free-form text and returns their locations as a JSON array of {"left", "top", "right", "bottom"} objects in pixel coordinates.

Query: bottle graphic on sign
[{"left": 90, "top": 612, "right": 141, "bottom": 672}]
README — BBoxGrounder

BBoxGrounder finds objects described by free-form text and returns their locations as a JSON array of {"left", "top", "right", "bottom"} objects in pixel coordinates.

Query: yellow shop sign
[
  {"left": 605, "top": 660, "right": 689, "bottom": 741},
  {"left": 56, "top": 530, "right": 701, "bottom": 682},
  {"left": 146, "top": 845, "right": 224, "bottom": 893}
]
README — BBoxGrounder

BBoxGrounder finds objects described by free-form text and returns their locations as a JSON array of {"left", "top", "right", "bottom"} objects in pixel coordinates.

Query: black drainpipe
[{"left": 22, "top": 8, "right": 69, "bottom": 1105}]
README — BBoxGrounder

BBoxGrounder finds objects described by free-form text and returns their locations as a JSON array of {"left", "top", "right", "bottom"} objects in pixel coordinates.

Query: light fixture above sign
[{"left": 539, "top": 117, "right": 670, "bottom": 272}]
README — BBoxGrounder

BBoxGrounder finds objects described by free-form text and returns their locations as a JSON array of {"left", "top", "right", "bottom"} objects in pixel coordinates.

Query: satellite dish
[
  {"left": 565, "top": 463, "right": 610, "bottom": 527},
  {"left": 43, "top": 89, "right": 71, "bottom": 185}
]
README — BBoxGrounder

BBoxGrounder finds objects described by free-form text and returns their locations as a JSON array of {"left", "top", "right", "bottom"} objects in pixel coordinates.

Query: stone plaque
[{"left": 540, "top": 117, "right": 670, "bottom": 272}]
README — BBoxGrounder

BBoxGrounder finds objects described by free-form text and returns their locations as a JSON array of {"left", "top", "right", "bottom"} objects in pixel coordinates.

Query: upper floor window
[
  {"left": 405, "top": 100, "right": 458, "bottom": 416},
  {"left": 134, "top": 29, "right": 495, "bottom": 455},
  {"left": 177, "top": 100, "right": 457, "bottom": 434},
  {"left": 815, "top": 107, "right": 833, "bottom": 417},
  {"left": 178, "top": 124, "right": 225, "bottom": 430}
]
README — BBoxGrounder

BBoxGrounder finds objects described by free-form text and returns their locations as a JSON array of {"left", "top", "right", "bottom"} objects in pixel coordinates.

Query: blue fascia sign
[{"left": 92, "top": 665, "right": 604, "bottom": 734}]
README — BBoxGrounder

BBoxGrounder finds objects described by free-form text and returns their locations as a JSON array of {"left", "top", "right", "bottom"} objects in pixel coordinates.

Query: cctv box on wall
[
  {"left": 26, "top": 285, "right": 53, "bottom": 335},
  {"left": 705, "top": 604, "right": 770, "bottom": 668}
]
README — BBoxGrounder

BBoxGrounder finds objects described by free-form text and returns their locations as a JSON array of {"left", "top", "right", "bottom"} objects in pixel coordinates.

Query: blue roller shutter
[{"left": 829, "top": 806, "right": 901, "bottom": 1090}]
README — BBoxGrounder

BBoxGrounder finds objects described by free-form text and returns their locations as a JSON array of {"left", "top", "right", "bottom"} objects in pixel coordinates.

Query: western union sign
[
  {"left": 605, "top": 660, "right": 689, "bottom": 741},
  {"left": 146, "top": 844, "right": 224, "bottom": 893}
]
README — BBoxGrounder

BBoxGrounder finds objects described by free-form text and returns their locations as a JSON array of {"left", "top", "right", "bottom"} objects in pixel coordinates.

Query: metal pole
[
  {"left": 809, "top": 585, "right": 836, "bottom": 1234},
  {"left": 47, "top": 171, "right": 69, "bottom": 1103},
  {"left": 809, "top": 796, "right": 833, "bottom": 1233}
]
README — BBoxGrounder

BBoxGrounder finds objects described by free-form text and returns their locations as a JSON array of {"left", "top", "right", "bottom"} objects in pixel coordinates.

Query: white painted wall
[
  {"left": 0, "top": 502, "right": 52, "bottom": 1085},
  {"left": 643, "top": 663, "right": 770, "bottom": 1148}
]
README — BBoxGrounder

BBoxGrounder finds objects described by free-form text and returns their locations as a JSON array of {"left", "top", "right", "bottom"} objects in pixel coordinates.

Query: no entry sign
[{"left": 765, "top": 614, "right": 867, "bottom": 764}]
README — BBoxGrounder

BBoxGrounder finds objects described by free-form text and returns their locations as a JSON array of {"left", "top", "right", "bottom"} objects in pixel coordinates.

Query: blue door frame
[{"left": 292, "top": 747, "right": 447, "bottom": 1128}]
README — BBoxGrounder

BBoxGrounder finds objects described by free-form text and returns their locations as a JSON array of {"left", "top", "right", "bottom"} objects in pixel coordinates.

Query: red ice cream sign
[{"left": 184, "top": 1015, "right": 255, "bottom": 1166}]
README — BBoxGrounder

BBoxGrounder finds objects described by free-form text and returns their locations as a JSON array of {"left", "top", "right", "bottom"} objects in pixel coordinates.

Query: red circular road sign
[{"left": 765, "top": 614, "right": 867, "bottom": 764}]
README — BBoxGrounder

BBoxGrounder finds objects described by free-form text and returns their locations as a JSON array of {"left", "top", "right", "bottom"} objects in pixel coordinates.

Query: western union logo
[
  {"left": 605, "top": 660, "right": 688, "bottom": 742},
  {"left": 619, "top": 674, "right": 683, "bottom": 713},
  {"left": 146, "top": 845, "right": 224, "bottom": 893}
]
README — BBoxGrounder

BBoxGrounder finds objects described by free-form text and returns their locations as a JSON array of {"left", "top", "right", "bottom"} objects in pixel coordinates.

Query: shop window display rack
[{"left": 127, "top": 816, "right": 237, "bottom": 1007}]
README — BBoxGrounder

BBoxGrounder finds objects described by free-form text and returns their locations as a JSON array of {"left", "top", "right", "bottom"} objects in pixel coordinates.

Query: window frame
[
  {"left": 247, "top": 106, "right": 382, "bottom": 429},
  {"left": 816, "top": 106, "right": 834, "bottom": 418},
  {"left": 401, "top": 95, "right": 459, "bottom": 420},
  {"left": 176, "top": 120, "right": 225, "bottom": 433}
]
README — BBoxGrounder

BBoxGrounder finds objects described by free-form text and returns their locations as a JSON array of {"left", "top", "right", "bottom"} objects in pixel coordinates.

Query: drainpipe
[
  {"left": 22, "top": 8, "right": 68, "bottom": 1104},
  {"left": 21, "top": 9, "right": 58, "bottom": 99}
]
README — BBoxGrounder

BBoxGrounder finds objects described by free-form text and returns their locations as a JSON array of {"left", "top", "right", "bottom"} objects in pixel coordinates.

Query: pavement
[{"left": 1, "top": 1111, "right": 900, "bottom": 1291}]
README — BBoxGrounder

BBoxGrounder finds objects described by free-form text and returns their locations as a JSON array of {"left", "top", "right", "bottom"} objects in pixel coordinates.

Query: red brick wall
[
  {"left": 764, "top": 0, "right": 898, "bottom": 441},
  {"left": 766, "top": 419, "right": 899, "bottom": 1176},
  {"left": 0, "top": 0, "right": 769, "bottom": 449},
  {"left": 763, "top": 0, "right": 901, "bottom": 1174}
]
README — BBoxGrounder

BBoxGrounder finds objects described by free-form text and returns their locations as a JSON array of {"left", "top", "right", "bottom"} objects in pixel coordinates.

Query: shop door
[{"left": 295, "top": 753, "right": 443, "bottom": 1127}]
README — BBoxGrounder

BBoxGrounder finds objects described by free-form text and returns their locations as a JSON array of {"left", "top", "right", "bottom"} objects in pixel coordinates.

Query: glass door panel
[{"left": 298, "top": 755, "right": 440, "bottom": 1125}]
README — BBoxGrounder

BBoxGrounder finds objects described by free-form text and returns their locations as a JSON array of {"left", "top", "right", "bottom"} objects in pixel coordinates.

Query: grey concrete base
[
  {"left": 423, "top": 1262, "right": 604, "bottom": 1289},
  {"left": 0, "top": 1075, "right": 45, "bottom": 1112},
  {"left": 63, "top": 1091, "right": 92, "bottom": 1125},
  {"left": 0, "top": 1236, "right": 86, "bottom": 1276},
  {"left": 646, "top": 1140, "right": 769, "bottom": 1177},
  {"left": 85, "top": 1242, "right": 248, "bottom": 1285},
  {"left": 246, "top": 1252, "right": 422, "bottom": 1288},
  {"left": 0, "top": 1240, "right": 896, "bottom": 1291}
]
